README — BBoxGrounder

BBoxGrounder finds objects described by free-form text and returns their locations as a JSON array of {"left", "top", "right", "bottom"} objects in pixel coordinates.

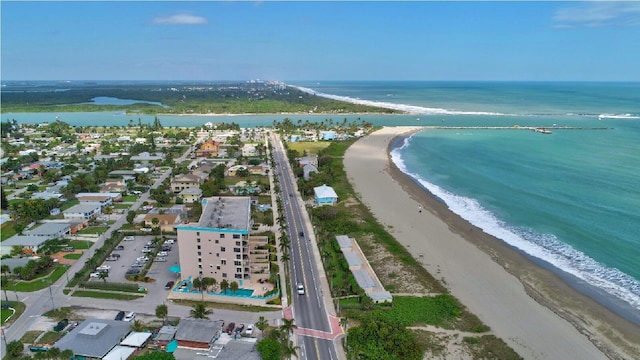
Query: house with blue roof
[{"left": 313, "top": 184, "right": 338, "bottom": 206}]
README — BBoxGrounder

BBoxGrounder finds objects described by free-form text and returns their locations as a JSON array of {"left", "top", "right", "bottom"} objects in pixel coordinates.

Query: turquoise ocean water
[
  {"left": 3, "top": 81, "right": 639, "bottom": 320},
  {"left": 292, "top": 81, "right": 640, "bottom": 320}
]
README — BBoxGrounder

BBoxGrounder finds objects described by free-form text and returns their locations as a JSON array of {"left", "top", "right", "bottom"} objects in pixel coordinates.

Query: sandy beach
[{"left": 344, "top": 127, "right": 640, "bottom": 360}]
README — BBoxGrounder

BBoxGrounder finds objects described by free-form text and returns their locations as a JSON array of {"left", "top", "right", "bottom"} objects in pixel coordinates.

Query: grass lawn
[
  {"left": 77, "top": 226, "right": 108, "bottom": 235},
  {"left": 39, "top": 331, "right": 64, "bottom": 344},
  {"left": 1, "top": 301, "right": 26, "bottom": 326},
  {"left": 120, "top": 224, "right": 134, "bottom": 230},
  {"left": 63, "top": 253, "right": 82, "bottom": 260},
  {"left": 8, "top": 198, "right": 26, "bottom": 207},
  {"left": 287, "top": 141, "right": 331, "bottom": 155},
  {"left": 1, "top": 222, "right": 18, "bottom": 241},
  {"left": 71, "top": 290, "right": 144, "bottom": 300},
  {"left": 69, "top": 240, "right": 92, "bottom": 249},
  {"left": 122, "top": 195, "right": 138, "bottom": 202},
  {"left": 1, "top": 308, "right": 15, "bottom": 323},
  {"left": 60, "top": 199, "right": 79, "bottom": 211},
  {"left": 114, "top": 203, "right": 131, "bottom": 210},
  {"left": 20, "top": 330, "right": 43, "bottom": 344},
  {"left": 7, "top": 265, "right": 70, "bottom": 292}
]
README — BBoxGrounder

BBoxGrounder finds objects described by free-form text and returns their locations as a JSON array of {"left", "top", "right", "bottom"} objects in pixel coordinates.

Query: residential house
[
  {"left": 313, "top": 184, "right": 338, "bottom": 206},
  {"left": 54, "top": 319, "right": 132, "bottom": 359},
  {"left": 298, "top": 155, "right": 318, "bottom": 168},
  {"left": 174, "top": 318, "right": 224, "bottom": 349},
  {"left": 76, "top": 192, "right": 123, "bottom": 202},
  {"left": 131, "top": 152, "right": 164, "bottom": 162},
  {"left": 144, "top": 213, "right": 181, "bottom": 232},
  {"left": 171, "top": 174, "right": 202, "bottom": 193},
  {"left": 241, "top": 144, "right": 258, "bottom": 157},
  {"left": 100, "top": 179, "right": 127, "bottom": 193},
  {"left": 248, "top": 164, "right": 267, "bottom": 176},
  {"left": 2, "top": 235, "right": 50, "bottom": 254},
  {"left": 23, "top": 222, "right": 71, "bottom": 238},
  {"left": 77, "top": 195, "right": 113, "bottom": 208},
  {"left": 319, "top": 130, "right": 337, "bottom": 140},
  {"left": 178, "top": 188, "right": 203, "bottom": 204},
  {"left": 195, "top": 139, "right": 219, "bottom": 158},
  {"left": 225, "top": 165, "right": 247, "bottom": 177},
  {"left": 303, "top": 164, "right": 319, "bottom": 180},
  {"left": 64, "top": 203, "right": 102, "bottom": 220}
]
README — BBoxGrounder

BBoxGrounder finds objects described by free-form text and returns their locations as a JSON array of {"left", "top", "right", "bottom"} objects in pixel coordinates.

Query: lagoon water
[{"left": 3, "top": 81, "right": 640, "bottom": 318}]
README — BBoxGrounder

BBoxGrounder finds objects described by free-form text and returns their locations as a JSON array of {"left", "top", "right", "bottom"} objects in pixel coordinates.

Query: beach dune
[{"left": 344, "top": 127, "right": 635, "bottom": 359}]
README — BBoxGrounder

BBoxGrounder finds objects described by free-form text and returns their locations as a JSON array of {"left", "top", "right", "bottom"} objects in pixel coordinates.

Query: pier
[{"left": 426, "top": 126, "right": 611, "bottom": 134}]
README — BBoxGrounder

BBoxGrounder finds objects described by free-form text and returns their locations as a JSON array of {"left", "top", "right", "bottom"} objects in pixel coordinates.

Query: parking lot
[{"left": 91, "top": 235, "right": 181, "bottom": 297}]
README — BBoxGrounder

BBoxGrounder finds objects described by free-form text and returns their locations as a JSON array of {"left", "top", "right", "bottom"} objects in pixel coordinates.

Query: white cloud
[
  {"left": 553, "top": 2, "right": 640, "bottom": 28},
  {"left": 153, "top": 14, "right": 208, "bottom": 25}
]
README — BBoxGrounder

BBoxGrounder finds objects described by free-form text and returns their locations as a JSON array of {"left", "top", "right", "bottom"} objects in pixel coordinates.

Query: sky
[{"left": 2, "top": 1, "right": 640, "bottom": 81}]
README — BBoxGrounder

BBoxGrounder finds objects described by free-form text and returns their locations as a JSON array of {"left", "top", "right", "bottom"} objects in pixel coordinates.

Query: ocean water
[
  {"left": 291, "top": 81, "right": 640, "bottom": 316},
  {"left": 2, "top": 81, "right": 639, "bottom": 318}
]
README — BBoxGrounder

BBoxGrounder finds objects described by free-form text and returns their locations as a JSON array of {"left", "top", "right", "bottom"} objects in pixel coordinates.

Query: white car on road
[{"left": 297, "top": 283, "right": 305, "bottom": 295}]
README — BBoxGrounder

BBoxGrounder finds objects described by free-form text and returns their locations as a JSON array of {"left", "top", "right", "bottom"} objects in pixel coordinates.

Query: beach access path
[{"left": 344, "top": 126, "right": 607, "bottom": 360}]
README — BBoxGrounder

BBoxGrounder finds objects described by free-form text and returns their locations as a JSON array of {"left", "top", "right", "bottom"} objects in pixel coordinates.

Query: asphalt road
[{"left": 270, "top": 134, "right": 340, "bottom": 360}]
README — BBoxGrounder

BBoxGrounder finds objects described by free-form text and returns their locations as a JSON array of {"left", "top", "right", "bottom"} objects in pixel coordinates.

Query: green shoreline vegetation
[{"left": 1, "top": 82, "right": 401, "bottom": 115}]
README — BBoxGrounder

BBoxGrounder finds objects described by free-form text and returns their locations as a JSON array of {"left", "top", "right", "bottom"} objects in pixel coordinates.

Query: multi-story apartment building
[{"left": 176, "top": 197, "right": 269, "bottom": 287}]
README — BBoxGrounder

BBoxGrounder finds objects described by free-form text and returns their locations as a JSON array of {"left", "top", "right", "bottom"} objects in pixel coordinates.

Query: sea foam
[
  {"left": 391, "top": 134, "right": 640, "bottom": 311},
  {"left": 290, "top": 85, "right": 507, "bottom": 116}
]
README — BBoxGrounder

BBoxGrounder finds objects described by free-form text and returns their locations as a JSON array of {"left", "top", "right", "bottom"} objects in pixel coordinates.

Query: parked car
[
  {"left": 157, "top": 251, "right": 168, "bottom": 257},
  {"left": 140, "top": 228, "right": 152, "bottom": 232},
  {"left": 115, "top": 311, "right": 125, "bottom": 321},
  {"left": 141, "top": 248, "right": 152, "bottom": 253},
  {"left": 164, "top": 239, "right": 175, "bottom": 244},
  {"left": 124, "top": 312, "right": 136, "bottom": 322},
  {"left": 225, "top": 322, "right": 236, "bottom": 334},
  {"left": 136, "top": 256, "right": 149, "bottom": 262},
  {"left": 161, "top": 246, "right": 172, "bottom": 251},
  {"left": 114, "top": 245, "right": 125, "bottom": 250},
  {"left": 53, "top": 319, "right": 69, "bottom": 332},
  {"left": 235, "top": 324, "right": 245, "bottom": 334},
  {"left": 131, "top": 262, "right": 144, "bottom": 268},
  {"left": 61, "top": 246, "right": 75, "bottom": 252},
  {"left": 89, "top": 272, "right": 101, "bottom": 278},
  {"left": 96, "top": 265, "right": 111, "bottom": 272},
  {"left": 123, "top": 236, "right": 135, "bottom": 241},
  {"left": 155, "top": 257, "right": 167, "bottom": 262},
  {"left": 105, "top": 256, "right": 118, "bottom": 261},
  {"left": 125, "top": 269, "right": 141, "bottom": 275},
  {"left": 245, "top": 324, "right": 254, "bottom": 336},
  {"left": 165, "top": 281, "right": 175, "bottom": 290}
]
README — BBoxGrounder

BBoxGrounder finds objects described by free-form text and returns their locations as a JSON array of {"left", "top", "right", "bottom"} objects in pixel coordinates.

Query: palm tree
[
  {"left": 229, "top": 281, "right": 239, "bottom": 293},
  {"left": 256, "top": 316, "right": 269, "bottom": 335},
  {"left": 279, "top": 318, "right": 296, "bottom": 340},
  {"left": 155, "top": 304, "right": 168, "bottom": 324},
  {"left": 131, "top": 319, "right": 145, "bottom": 332},
  {"left": 0, "top": 265, "right": 10, "bottom": 301},
  {"left": 98, "top": 271, "right": 109, "bottom": 282},
  {"left": 281, "top": 340, "right": 300, "bottom": 360},
  {"left": 190, "top": 302, "right": 212, "bottom": 319},
  {"left": 220, "top": 279, "right": 229, "bottom": 294},
  {"left": 339, "top": 317, "right": 349, "bottom": 349}
]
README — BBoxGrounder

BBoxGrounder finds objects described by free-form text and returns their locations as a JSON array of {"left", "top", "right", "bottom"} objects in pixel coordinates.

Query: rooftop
[
  {"left": 175, "top": 318, "right": 224, "bottom": 344},
  {"left": 182, "top": 196, "right": 251, "bottom": 232},
  {"left": 54, "top": 319, "right": 132, "bottom": 358}
]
